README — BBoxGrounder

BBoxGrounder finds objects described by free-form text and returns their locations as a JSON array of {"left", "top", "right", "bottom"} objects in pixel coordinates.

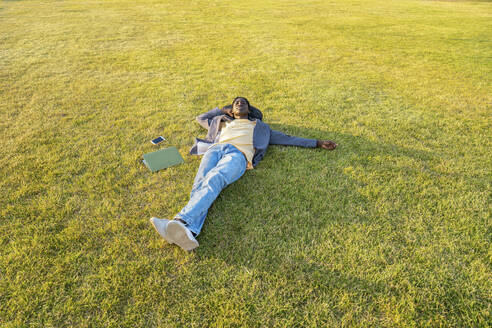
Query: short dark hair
[{"left": 221, "top": 97, "right": 263, "bottom": 121}]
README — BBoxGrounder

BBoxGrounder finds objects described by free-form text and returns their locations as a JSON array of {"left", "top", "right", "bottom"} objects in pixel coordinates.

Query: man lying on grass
[{"left": 150, "top": 97, "right": 337, "bottom": 251}]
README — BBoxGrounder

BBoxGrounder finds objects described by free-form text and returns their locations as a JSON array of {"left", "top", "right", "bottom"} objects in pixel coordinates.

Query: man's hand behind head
[
  {"left": 317, "top": 140, "right": 338, "bottom": 150},
  {"left": 221, "top": 105, "right": 233, "bottom": 116}
]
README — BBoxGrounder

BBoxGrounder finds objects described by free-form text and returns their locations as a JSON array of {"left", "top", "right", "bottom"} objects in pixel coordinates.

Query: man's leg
[
  {"left": 192, "top": 144, "right": 223, "bottom": 190},
  {"left": 169, "top": 144, "right": 223, "bottom": 237},
  {"left": 174, "top": 143, "right": 247, "bottom": 236}
]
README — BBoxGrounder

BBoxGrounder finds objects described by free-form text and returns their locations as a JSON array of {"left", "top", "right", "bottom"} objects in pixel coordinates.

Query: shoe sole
[
  {"left": 166, "top": 221, "right": 199, "bottom": 251},
  {"left": 150, "top": 218, "right": 174, "bottom": 244}
]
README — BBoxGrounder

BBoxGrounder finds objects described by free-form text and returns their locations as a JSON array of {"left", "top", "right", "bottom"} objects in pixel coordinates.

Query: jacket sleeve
[
  {"left": 269, "top": 129, "right": 318, "bottom": 148},
  {"left": 196, "top": 107, "right": 225, "bottom": 130}
]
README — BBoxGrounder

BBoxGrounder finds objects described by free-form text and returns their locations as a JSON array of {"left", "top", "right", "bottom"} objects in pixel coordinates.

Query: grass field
[{"left": 1, "top": 0, "right": 491, "bottom": 326}]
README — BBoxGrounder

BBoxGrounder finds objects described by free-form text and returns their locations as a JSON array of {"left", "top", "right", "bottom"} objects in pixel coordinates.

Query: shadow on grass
[
  {"left": 194, "top": 125, "right": 433, "bottom": 267},
  {"left": 177, "top": 124, "right": 446, "bottom": 320},
  {"left": 172, "top": 124, "right": 446, "bottom": 321}
]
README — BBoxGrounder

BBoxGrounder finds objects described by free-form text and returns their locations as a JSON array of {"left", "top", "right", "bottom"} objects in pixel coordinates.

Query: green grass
[{"left": 1, "top": 0, "right": 491, "bottom": 326}]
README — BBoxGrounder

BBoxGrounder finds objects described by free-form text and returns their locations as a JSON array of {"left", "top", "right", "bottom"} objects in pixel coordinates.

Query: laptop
[{"left": 143, "top": 146, "right": 184, "bottom": 172}]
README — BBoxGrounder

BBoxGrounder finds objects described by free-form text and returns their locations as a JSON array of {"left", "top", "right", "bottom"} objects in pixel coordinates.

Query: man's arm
[
  {"left": 269, "top": 129, "right": 337, "bottom": 150},
  {"left": 196, "top": 107, "right": 229, "bottom": 130}
]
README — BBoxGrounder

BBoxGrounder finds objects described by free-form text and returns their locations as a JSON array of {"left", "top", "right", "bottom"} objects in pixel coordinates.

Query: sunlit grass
[{"left": 1, "top": 0, "right": 491, "bottom": 327}]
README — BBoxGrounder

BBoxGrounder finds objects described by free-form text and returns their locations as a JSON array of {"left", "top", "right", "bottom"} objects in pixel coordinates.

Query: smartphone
[{"left": 151, "top": 136, "right": 165, "bottom": 145}]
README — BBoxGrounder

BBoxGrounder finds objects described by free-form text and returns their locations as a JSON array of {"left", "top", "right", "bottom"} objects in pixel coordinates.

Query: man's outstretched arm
[{"left": 269, "top": 129, "right": 337, "bottom": 150}]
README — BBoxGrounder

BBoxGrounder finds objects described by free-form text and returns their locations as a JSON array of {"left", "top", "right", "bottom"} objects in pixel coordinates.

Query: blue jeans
[{"left": 175, "top": 143, "right": 247, "bottom": 236}]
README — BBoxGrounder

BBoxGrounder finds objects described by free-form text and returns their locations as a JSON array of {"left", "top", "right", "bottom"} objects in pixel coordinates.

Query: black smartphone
[{"left": 151, "top": 136, "right": 165, "bottom": 145}]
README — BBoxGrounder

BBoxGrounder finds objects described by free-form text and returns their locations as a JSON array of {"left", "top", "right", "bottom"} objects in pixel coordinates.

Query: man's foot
[
  {"left": 149, "top": 217, "right": 174, "bottom": 244},
  {"left": 166, "top": 220, "right": 199, "bottom": 251}
]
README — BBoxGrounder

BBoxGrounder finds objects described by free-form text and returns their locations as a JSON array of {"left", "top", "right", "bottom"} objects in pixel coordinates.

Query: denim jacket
[{"left": 189, "top": 107, "right": 317, "bottom": 167}]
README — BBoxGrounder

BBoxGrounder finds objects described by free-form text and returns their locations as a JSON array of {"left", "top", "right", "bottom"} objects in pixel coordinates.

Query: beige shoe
[
  {"left": 166, "top": 220, "right": 199, "bottom": 251},
  {"left": 150, "top": 217, "right": 174, "bottom": 244}
]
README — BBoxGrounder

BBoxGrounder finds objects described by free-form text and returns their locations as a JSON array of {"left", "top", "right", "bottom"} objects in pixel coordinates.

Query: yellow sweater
[{"left": 217, "top": 119, "right": 256, "bottom": 169}]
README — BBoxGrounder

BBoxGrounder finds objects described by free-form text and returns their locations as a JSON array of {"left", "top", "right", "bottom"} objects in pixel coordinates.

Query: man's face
[{"left": 232, "top": 98, "right": 250, "bottom": 116}]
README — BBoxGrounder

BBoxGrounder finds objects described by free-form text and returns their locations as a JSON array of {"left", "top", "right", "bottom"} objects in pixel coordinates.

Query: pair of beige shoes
[{"left": 150, "top": 217, "right": 199, "bottom": 251}]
